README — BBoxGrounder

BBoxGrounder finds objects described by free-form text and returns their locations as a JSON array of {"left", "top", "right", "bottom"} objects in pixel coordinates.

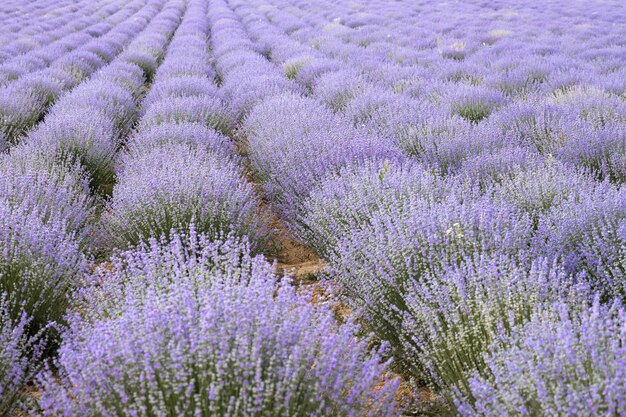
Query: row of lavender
[
  {"left": 0, "top": 0, "right": 175, "bottom": 412},
  {"left": 0, "top": 0, "right": 400, "bottom": 415},
  {"left": 224, "top": 0, "right": 626, "bottom": 415}
]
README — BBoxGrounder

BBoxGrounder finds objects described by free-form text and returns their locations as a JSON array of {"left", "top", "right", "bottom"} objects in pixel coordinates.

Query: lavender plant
[
  {"left": 447, "top": 85, "right": 506, "bottom": 123},
  {"left": 124, "top": 122, "right": 235, "bottom": 160},
  {"left": 539, "top": 185, "right": 626, "bottom": 301},
  {"left": 456, "top": 298, "right": 626, "bottom": 417},
  {"left": 0, "top": 297, "right": 48, "bottom": 416},
  {"left": 105, "top": 143, "right": 270, "bottom": 252},
  {"left": 244, "top": 93, "right": 401, "bottom": 219},
  {"left": 20, "top": 107, "right": 119, "bottom": 190},
  {"left": 401, "top": 255, "right": 586, "bottom": 411},
  {"left": 0, "top": 198, "right": 88, "bottom": 333},
  {"left": 0, "top": 151, "right": 95, "bottom": 246},
  {"left": 139, "top": 95, "right": 234, "bottom": 136},
  {"left": 296, "top": 159, "right": 443, "bottom": 259},
  {"left": 38, "top": 231, "right": 399, "bottom": 417},
  {"left": 329, "top": 193, "right": 537, "bottom": 376}
]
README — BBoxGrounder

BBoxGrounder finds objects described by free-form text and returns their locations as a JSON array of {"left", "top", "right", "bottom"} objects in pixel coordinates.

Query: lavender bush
[
  {"left": 295, "top": 159, "right": 443, "bottom": 259},
  {"left": 38, "top": 231, "right": 399, "bottom": 417},
  {"left": 124, "top": 122, "right": 235, "bottom": 160},
  {"left": 0, "top": 198, "right": 87, "bottom": 332},
  {"left": 0, "top": 150, "right": 95, "bottom": 246},
  {"left": 18, "top": 108, "right": 119, "bottom": 190},
  {"left": 105, "top": 143, "right": 270, "bottom": 252},
  {"left": 401, "top": 255, "right": 587, "bottom": 410},
  {"left": 0, "top": 296, "right": 48, "bottom": 415},
  {"left": 328, "top": 193, "right": 537, "bottom": 375},
  {"left": 244, "top": 93, "right": 401, "bottom": 219},
  {"left": 139, "top": 95, "right": 234, "bottom": 135},
  {"left": 456, "top": 298, "right": 626, "bottom": 416}
]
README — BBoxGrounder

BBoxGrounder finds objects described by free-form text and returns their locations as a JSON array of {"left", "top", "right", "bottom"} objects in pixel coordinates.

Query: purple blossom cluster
[
  {"left": 0, "top": 296, "right": 48, "bottom": 415},
  {"left": 456, "top": 298, "right": 626, "bottom": 416},
  {"left": 38, "top": 231, "right": 399, "bottom": 416}
]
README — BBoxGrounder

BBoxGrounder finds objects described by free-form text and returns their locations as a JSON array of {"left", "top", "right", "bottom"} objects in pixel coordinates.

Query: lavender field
[{"left": 1, "top": 0, "right": 625, "bottom": 415}]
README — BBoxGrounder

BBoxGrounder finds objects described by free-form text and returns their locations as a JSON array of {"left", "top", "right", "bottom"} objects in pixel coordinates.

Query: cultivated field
[{"left": 1, "top": 0, "right": 625, "bottom": 415}]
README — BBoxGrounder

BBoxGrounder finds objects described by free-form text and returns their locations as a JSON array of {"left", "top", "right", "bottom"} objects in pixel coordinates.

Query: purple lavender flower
[
  {"left": 0, "top": 198, "right": 88, "bottom": 332},
  {"left": 457, "top": 298, "right": 626, "bottom": 416},
  {"left": 0, "top": 296, "right": 48, "bottom": 415},
  {"left": 139, "top": 95, "right": 234, "bottom": 136},
  {"left": 38, "top": 232, "right": 399, "bottom": 417},
  {"left": 105, "top": 143, "right": 270, "bottom": 252}
]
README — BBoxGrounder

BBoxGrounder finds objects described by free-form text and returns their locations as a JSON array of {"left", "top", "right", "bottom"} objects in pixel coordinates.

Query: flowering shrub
[
  {"left": 0, "top": 199, "right": 87, "bottom": 332},
  {"left": 0, "top": 151, "right": 95, "bottom": 246},
  {"left": 38, "top": 232, "right": 399, "bottom": 417},
  {"left": 539, "top": 185, "right": 626, "bottom": 301},
  {"left": 105, "top": 143, "right": 270, "bottom": 252},
  {"left": 296, "top": 160, "right": 443, "bottom": 259},
  {"left": 139, "top": 95, "right": 234, "bottom": 135},
  {"left": 124, "top": 122, "right": 235, "bottom": 160},
  {"left": 329, "top": 193, "right": 537, "bottom": 375},
  {"left": 0, "top": 297, "right": 48, "bottom": 416},
  {"left": 401, "top": 256, "right": 586, "bottom": 409},
  {"left": 244, "top": 93, "right": 401, "bottom": 219},
  {"left": 457, "top": 298, "right": 626, "bottom": 416},
  {"left": 20, "top": 108, "right": 119, "bottom": 190}
]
